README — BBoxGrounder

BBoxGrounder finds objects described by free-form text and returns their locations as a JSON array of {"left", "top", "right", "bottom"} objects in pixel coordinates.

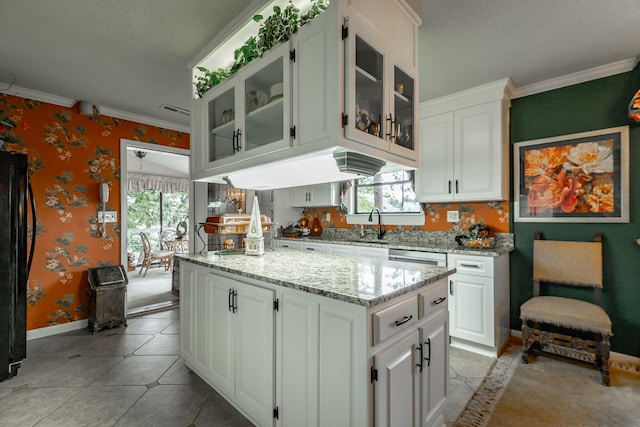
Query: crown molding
[
  {"left": 512, "top": 57, "right": 639, "bottom": 99},
  {"left": 420, "top": 78, "right": 514, "bottom": 117},
  {"left": 0, "top": 82, "right": 76, "bottom": 107},
  {"left": 1, "top": 83, "right": 190, "bottom": 133},
  {"left": 97, "top": 106, "right": 190, "bottom": 133}
]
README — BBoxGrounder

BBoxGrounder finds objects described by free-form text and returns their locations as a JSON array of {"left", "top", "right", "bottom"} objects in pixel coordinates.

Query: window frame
[{"left": 345, "top": 171, "right": 425, "bottom": 226}]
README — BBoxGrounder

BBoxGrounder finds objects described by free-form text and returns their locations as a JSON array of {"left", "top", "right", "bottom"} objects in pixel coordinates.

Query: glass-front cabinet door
[
  {"left": 203, "top": 42, "right": 292, "bottom": 171},
  {"left": 345, "top": 20, "right": 389, "bottom": 151},
  {"left": 208, "top": 86, "right": 238, "bottom": 164},
  {"left": 243, "top": 44, "right": 291, "bottom": 156},
  {"left": 390, "top": 65, "right": 416, "bottom": 159}
]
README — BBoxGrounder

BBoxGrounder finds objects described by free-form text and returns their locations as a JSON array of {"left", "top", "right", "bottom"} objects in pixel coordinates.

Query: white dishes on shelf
[{"left": 269, "top": 82, "right": 283, "bottom": 101}]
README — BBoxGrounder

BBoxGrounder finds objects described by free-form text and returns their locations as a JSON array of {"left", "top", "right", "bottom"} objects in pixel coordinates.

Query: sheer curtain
[{"left": 127, "top": 173, "right": 188, "bottom": 194}]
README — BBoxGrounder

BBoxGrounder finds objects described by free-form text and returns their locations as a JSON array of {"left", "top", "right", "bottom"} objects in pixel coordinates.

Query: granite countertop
[
  {"left": 274, "top": 235, "right": 514, "bottom": 257},
  {"left": 177, "top": 249, "right": 455, "bottom": 308}
]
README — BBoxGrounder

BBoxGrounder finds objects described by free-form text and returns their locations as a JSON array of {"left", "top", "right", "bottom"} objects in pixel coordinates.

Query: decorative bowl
[{"left": 455, "top": 236, "right": 496, "bottom": 249}]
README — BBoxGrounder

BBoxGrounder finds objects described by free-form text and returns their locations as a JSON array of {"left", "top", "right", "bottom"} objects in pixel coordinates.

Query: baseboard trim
[{"left": 27, "top": 319, "right": 88, "bottom": 340}]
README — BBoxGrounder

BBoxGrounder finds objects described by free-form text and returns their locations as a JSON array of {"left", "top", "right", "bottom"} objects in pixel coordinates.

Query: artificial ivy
[{"left": 195, "top": 0, "right": 328, "bottom": 98}]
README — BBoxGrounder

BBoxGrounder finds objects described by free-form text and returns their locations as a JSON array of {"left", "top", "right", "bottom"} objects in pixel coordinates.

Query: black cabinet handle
[
  {"left": 448, "top": 180, "right": 452, "bottom": 194},
  {"left": 395, "top": 314, "right": 413, "bottom": 326},
  {"left": 236, "top": 129, "right": 242, "bottom": 151},
  {"left": 455, "top": 180, "right": 459, "bottom": 193},
  {"left": 228, "top": 288, "right": 233, "bottom": 312},
  {"left": 433, "top": 296, "right": 446, "bottom": 305},
  {"left": 232, "top": 289, "right": 238, "bottom": 313},
  {"left": 416, "top": 342, "right": 423, "bottom": 373},
  {"left": 424, "top": 338, "right": 431, "bottom": 367},
  {"left": 449, "top": 280, "right": 453, "bottom": 295},
  {"left": 231, "top": 130, "right": 237, "bottom": 153}
]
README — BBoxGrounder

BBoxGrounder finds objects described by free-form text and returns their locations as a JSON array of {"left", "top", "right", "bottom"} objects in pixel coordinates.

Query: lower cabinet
[
  {"left": 181, "top": 260, "right": 448, "bottom": 427},
  {"left": 447, "top": 253, "right": 510, "bottom": 357},
  {"left": 420, "top": 310, "right": 449, "bottom": 427},
  {"left": 372, "top": 292, "right": 449, "bottom": 427},
  {"left": 181, "top": 265, "right": 275, "bottom": 426},
  {"left": 374, "top": 330, "right": 421, "bottom": 426}
]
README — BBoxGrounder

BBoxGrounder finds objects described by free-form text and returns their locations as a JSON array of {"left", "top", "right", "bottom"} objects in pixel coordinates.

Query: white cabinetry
[
  {"left": 180, "top": 264, "right": 275, "bottom": 426},
  {"left": 416, "top": 79, "right": 513, "bottom": 203},
  {"left": 181, "top": 259, "right": 448, "bottom": 427},
  {"left": 371, "top": 279, "right": 449, "bottom": 427},
  {"left": 272, "top": 240, "right": 302, "bottom": 250},
  {"left": 354, "top": 245, "right": 388, "bottom": 259},
  {"left": 447, "top": 253, "right": 510, "bottom": 357},
  {"left": 290, "top": 182, "right": 340, "bottom": 207},
  {"left": 191, "top": 42, "right": 292, "bottom": 179},
  {"left": 374, "top": 330, "right": 421, "bottom": 426},
  {"left": 191, "top": 0, "right": 421, "bottom": 184}
]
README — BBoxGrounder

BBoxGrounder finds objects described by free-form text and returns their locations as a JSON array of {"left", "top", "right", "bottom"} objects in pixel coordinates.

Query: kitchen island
[{"left": 178, "top": 249, "right": 455, "bottom": 426}]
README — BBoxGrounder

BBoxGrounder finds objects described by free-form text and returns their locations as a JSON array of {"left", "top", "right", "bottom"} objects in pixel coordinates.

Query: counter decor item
[
  {"left": 455, "top": 223, "right": 496, "bottom": 248},
  {"left": 245, "top": 195, "right": 265, "bottom": 256},
  {"left": 310, "top": 215, "right": 323, "bottom": 236},
  {"left": 281, "top": 223, "right": 301, "bottom": 238}
]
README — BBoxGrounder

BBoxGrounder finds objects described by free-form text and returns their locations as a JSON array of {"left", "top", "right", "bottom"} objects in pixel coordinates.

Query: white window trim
[{"left": 344, "top": 186, "right": 425, "bottom": 226}]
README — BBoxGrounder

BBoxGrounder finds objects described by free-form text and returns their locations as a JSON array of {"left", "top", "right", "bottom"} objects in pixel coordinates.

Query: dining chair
[{"left": 139, "top": 231, "right": 174, "bottom": 277}]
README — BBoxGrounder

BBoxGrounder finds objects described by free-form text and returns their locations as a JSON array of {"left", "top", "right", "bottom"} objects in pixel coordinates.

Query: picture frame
[{"left": 514, "top": 126, "right": 629, "bottom": 223}]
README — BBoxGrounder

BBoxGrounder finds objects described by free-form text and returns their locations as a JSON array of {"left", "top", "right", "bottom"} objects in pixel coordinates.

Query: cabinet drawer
[
  {"left": 448, "top": 254, "right": 494, "bottom": 277},
  {"left": 372, "top": 296, "right": 418, "bottom": 345},
  {"left": 418, "top": 280, "right": 448, "bottom": 319}
]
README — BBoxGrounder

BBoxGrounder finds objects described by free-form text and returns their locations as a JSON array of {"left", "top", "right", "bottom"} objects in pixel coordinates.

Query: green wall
[{"left": 509, "top": 64, "right": 640, "bottom": 357}]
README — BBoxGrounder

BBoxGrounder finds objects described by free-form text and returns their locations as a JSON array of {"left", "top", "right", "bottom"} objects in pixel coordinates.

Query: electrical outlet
[
  {"left": 325, "top": 212, "right": 331, "bottom": 222},
  {"left": 446, "top": 210, "right": 459, "bottom": 223},
  {"left": 97, "top": 211, "right": 118, "bottom": 223}
]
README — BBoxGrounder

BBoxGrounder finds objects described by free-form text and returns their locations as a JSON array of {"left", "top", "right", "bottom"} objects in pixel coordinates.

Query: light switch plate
[
  {"left": 97, "top": 211, "right": 118, "bottom": 223},
  {"left": 446, "top": 211, "right": 459, "bottom": 223},
  {"left": 325, "top": 213, "right": 331, "bottom": 222}
]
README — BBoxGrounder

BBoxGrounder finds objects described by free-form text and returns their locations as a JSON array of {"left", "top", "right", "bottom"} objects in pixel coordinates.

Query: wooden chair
[
  {"left": 138, "top": 231, "right": 174, "bottom": 277},
  {"left": 520, "top": 232, "right": 612, "bottom": 385}
]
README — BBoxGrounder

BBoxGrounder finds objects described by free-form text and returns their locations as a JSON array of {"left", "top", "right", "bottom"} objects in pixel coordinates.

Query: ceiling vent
[
  {"left": 333, "top": 151, "right": 386, "bottom": 177},
  {"left": 160, "top": 104, "right": 190, "bottom": 117}
]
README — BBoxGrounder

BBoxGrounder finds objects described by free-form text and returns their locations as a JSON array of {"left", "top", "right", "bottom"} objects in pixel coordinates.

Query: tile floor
[{"left": 0, "top": 307, "right": 492, "bottom": 426}]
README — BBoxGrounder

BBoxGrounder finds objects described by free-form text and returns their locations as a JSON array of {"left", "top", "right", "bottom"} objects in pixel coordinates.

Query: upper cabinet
[
  {"left": 191, "top": 0, "right": 421, "bottom": 183},
  {"left": 343, "top": 10, "right": 418, "bottom": 161},
  {"left": 415, "top": 79, "right": 513, "bottom": 203},
  {"left": 192, "top": 43, "right": 292, "bottom": 178}
]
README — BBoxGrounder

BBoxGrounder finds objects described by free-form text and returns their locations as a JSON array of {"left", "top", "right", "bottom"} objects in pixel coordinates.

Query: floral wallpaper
[
  {"left": 0, "top": 94, "right": 189, "bottom": 330},
  {"left": 303, "top": 200, "right": 510, "bottom": 234}
]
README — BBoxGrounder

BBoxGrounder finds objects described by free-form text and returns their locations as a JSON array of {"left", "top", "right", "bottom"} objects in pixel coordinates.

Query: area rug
[
  {"left": 453, "top": 345, "right": 521, "bottom": 427},
  {"left": 454, "top": 346, "right": 640, "bottom": 427}
]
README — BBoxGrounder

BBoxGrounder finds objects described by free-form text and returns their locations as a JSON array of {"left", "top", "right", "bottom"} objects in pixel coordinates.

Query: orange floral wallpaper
[
  {"left": 304, "top": 201, "right": 510, "bottom": 234},
  {"left": 0, "top": 94, "right": 189, "bottom": 330}
]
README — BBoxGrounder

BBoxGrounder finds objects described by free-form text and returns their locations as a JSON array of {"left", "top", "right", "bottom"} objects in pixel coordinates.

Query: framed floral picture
[{"left": 514, "top": 126, "right": 629, "bottom": 222}]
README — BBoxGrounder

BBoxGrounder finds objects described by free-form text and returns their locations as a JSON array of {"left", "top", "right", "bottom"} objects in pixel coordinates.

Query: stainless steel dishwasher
[{"left": 388, "top": 248, "right": 447, "bottom": 266}]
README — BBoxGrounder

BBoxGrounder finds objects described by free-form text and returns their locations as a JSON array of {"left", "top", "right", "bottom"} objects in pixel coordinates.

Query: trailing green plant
[{"left": 194, "top": 0, "right": 328, "bottom": 98}]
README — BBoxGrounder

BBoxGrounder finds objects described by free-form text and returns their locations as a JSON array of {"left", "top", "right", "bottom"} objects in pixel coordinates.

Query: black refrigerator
[{"left": 0, "top": 150, "right": 36, "bottom": 382}]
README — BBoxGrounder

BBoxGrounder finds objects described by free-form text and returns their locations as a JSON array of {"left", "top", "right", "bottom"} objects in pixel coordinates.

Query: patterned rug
[{"left": 453, "top": 345, "right": 521, "bottom": 427}]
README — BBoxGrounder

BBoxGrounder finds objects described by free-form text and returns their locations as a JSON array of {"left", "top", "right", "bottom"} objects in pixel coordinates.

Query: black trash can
[{"left": 87, "top": 265, "right": 128, "bottom": 334}]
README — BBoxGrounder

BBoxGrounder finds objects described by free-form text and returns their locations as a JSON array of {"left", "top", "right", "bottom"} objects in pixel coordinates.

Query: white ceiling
[
  {"left": 1, "top": 0, "right": 639, "bottom": 133},
  {"left": 126, "top": 147, "right": 189, "bottom": 178}
]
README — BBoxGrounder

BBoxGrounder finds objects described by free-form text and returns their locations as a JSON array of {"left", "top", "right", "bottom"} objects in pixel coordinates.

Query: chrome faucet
[{"left": 368, "top": 207, "right": 386, "bottom": 240}]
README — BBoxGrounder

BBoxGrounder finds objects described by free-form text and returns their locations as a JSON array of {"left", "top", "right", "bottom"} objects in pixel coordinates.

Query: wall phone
[
  {"left": 99, "top": 182, "right": 109, "bottom": 204},
  {"left": 100, "top": 183, "right": 109, "bottom": 238}
]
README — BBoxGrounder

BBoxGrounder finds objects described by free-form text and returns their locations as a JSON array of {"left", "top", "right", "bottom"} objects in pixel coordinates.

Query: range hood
[{"left": 223, "top": 149, "right": 386, "bottom": 190}]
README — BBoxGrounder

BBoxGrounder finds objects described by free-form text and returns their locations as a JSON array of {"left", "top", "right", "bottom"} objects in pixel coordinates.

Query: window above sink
[{"left": 346, "top": 171, "right": 425, "bottom": 226}]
